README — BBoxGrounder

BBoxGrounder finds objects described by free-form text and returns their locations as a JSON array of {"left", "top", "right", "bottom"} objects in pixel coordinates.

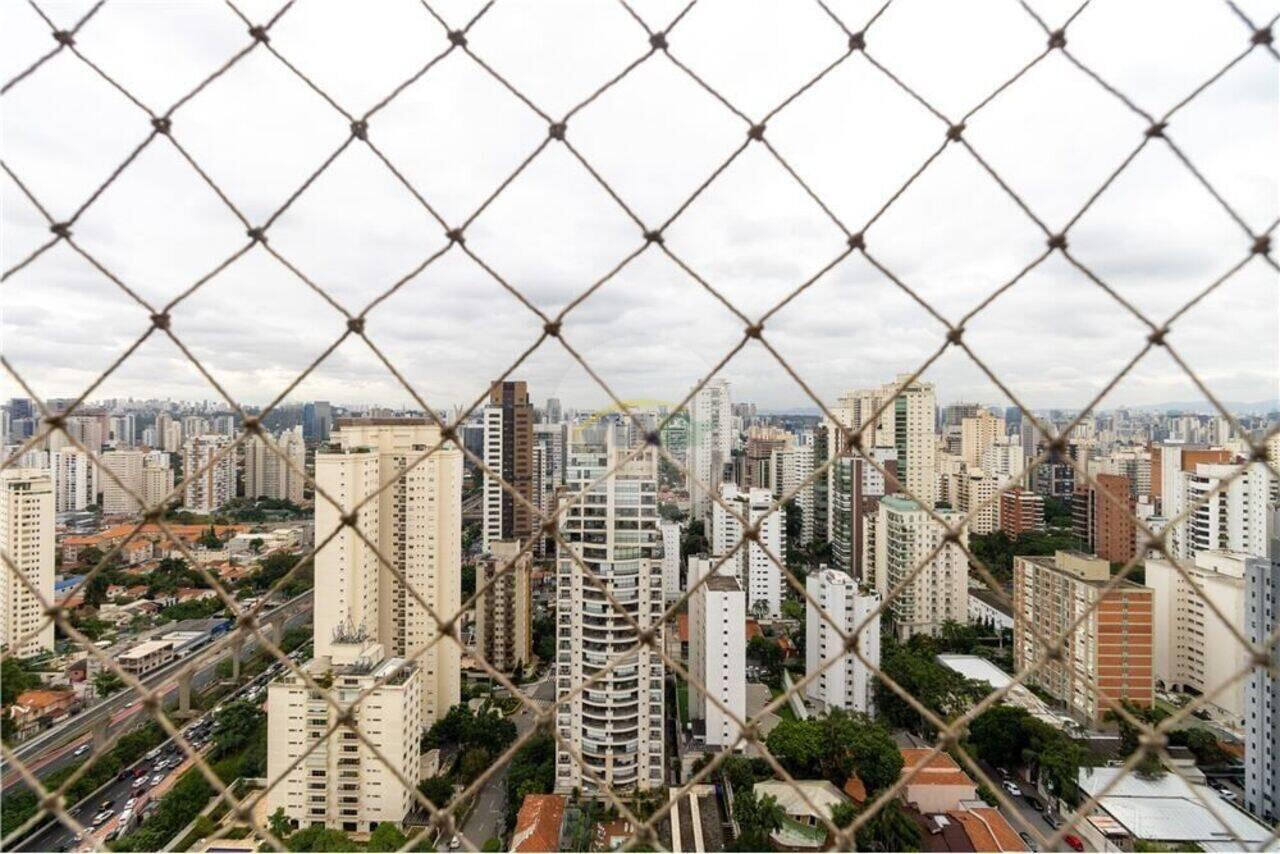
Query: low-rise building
[
  {"left": 899, "top": 748, "right": 978, "bottom": 814},
  {"left": 9, "top": 689, "right": 77, "bottom": 738},
  {"left": 119, "top": 639, "right": 175, "bottom": 675},
  {"left": 1075, "top": 766, "right": 1273, "bottom": 851},
  {"left": 967, "top": 586, "right": 1014, "bottom": 633},
  {"left": 752, "top": 779, "right": 848, "bottom": 850}
]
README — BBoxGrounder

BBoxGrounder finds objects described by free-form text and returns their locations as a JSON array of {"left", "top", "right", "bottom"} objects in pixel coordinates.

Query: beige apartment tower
[
  {"left": 313, "top": 418, "right": 462, "bottom": 726},
  {"left": 266, "top": 639, "right": 423, "bottom": 833},
  {"left": 870, "top": 495, "right": 968, "bottom": 639},
  {"left": 1, "top": 469, "right": 55, "bottom": 657},
  {"left": 1013, "top": 551, "right": 1153, "bottom": 724},
  {"left": 475, "top": 539, "right": 532, "bottom": 673}
]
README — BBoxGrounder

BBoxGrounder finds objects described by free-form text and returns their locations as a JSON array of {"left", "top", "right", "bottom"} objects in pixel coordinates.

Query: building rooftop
[
  {"left": 967, "top": 587, "right": 1012, "bottom": 617},
  {"left": 1076, "top": 767, "right": 1272, "bottom": 847},
  {"left": 900, "top": 749, "right": 976, "bottom": 789},
  {"left": 512, "top": 794, "right": 565, "bottom": 853},
  {"left": 120, "top": 639, "right": 173, "bottom": 659},
  {"left": 704, "top": 575, "right": 741, "bottom": 592}
]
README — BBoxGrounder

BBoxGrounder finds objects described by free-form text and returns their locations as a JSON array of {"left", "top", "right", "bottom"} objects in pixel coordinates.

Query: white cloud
[{"left": 2, "top": 0, "right": 1276, "bottom": 414}]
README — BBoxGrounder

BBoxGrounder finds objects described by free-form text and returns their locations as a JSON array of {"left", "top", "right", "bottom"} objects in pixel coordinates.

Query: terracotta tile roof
[
  {"left": 511, "top": 794, "right": 564, "bottom": 853},
  {"left": 677, "top": 612, "right": 689, "bottom": 644},
  {"left": 901, "top": 748, "right": 976, "bottom": 788},
  {"left": 970, "top": 808, "right": 1026, "bottom": 851},
  {"left": 843, "top": 775, "right": 867, "bottom": 804},
  {"left": 949, "top": 810, "right": 998, "bottom": 851},
  {"left": 745, "top": 619, "right": 763, "bottom": 640},
  {"left": 14, "top": 689, "right": 74, "bottom": 711}
]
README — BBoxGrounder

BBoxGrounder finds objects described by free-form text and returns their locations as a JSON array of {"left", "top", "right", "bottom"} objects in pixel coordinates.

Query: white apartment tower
[
  {"left": 659, "top": 519, "right": 682, "bottom": 604},
  {"left": 686, "top": 379, "right": 732, "bottom": 522},
  {"left": 1, "top": 469, "right": 55, "bottom": 657},
  {"left": 555, "top": 427, "right": 664, "bottom": 793},
  {"left": 266, "top": 639, "right": 423, "bottom": 833},
  {"left": 870, "top": 496, "right": 968, "bottom": 639},
  {"left": 142, "top": 460, "right": 175, "bottom": 511},
  {"left": 772, "top": 442, "right": 815, "bottom": 544},
  {"left": 712, "top": 483, "right": 785, "bottom": 619},
  {"left": 1166, "top": 461, "right": 1271, "bottom": 562},
  {"left": 1145, "top": 550, "right": 1252, "bottom": 725},
  {"left": 100, "top": 449, "right": 145, "bottom": 515},
  {"left": 181, "top": 434, "right": 235, "bottom": 513},
  {"left": 688, "top": 555, "right": 746, "bottom": 748},
  {"left": 1244, "top": 525, "right": 1278, "bottom": 823},
  {"left": 805, "top": 568, "right": 881, "bottom": 715},
  {"left": 313, "top": 418, "right": 462, "bottom": 726},
  {"left": 51, "top": 448, "right": 96, "bottom": 513},
  {"left": 245, "top": 427, "right": 306, "bottom": 504}
]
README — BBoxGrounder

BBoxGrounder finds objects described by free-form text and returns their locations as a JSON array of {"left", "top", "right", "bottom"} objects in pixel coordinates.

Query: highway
[
  {"left": 2, "top": 590, "right": 313, "bottom": 791},
  {"left": 19, "top": 664, "right": 283, "bottom": 853}
]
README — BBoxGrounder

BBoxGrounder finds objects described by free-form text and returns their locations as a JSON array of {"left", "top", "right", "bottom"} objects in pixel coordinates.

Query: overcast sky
[{"left": 2, "top": 0, "right": 1277, "bottom": 417}]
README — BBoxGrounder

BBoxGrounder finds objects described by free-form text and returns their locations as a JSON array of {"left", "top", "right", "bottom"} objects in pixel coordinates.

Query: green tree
[
  {"left": 268, "top": 806, "right": 292, "bottom": 840},
  {"left": 249, "top": 537, "right": 264, "bottom": 554},
  {"left": 969, "top": 705, "right": 1032, "bottom": 769},
  {"left": 765, "top": 718, "right": 825, "bottom": 778},
  {"left": 366, "top": 822, "right": 408, "bottom": 851},
  {"left": 680, "top": 520, "right": 708, "bottom": 560},
  {"left": 94, "top": 669, "right": 125, "bottom": 698},
  {"left": 419, "top": 775, "right": 455, "bottom": 808},
  {"left": 211, "top": 700, "right": 265, "bottom": 758},
  {"left": 461, "top": 563, "right": 476, "bottom": 598},
  {"left": 855, "top": 799, "right": 922, "bottom": 852},
  {"left": 285, "top": 825, "right": 359, "bottom": 852},
  {"left": 830, "top": 800, "right": 856, "bottom": 829},
  {"left": 198, "top": 525, "right": 222, "bottom": 549},
  {"left": 1, "top": 656, "right": 41, "bottom": 705},
  {"left": 505, "top": 732, "right": 555, "bottom": 829},
  {"left": 85, "top": 573, "right": 111, "bottom": 607},
  {"left": 731, "top": 789, "right": 784, "bottom": 851},
  {"left": 721, "top": 755, "right": 757, "bottom": 792}
]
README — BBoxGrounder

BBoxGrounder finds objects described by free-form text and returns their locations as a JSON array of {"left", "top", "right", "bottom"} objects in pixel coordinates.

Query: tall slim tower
[
  {"left": 1, "top": 469, "right": 55, "bottom": 657},
  {"left": 555, "top": 426, "right": 664, "bottom": 793},
  {"left": 314, "top": 418, "right": 462, "bottom": 725},
  {"left": 483, "top": 381, "right": 533, "bottom": 552},
  {"left": 686, "top": 379, "right": 732, "bottom": 523}
]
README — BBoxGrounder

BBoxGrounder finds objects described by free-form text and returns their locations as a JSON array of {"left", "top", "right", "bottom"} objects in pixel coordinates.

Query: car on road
[
  {"left": 1002, "top": 780, "right": 1021, "bottom": 797},
  {"left": 1221, "top": 789, "right": 1238, "bottom": 802},
  {"left": 91, "top": 810, "right": 113, "bottom": 827},
  {"left": 1019, "top": 831, "right": 1036, "bottom": 850},
  {"left": 1025, "top": 794, "right": 1045, "bottom": 812},
  {"left": 1064, "top": 834, "right": 1084, "bottom": 851},
  {"left": 448, "top": 836, "right": 461, "bottom": 850},
  {"left": 124, "top": 797, "right": 137, "bottom": 810},
  {"left": 150, "top": 774, "right": 165, "bottom": 786},
  {"left": 72, "top": 744, "right": 90, "bottom": 758}
]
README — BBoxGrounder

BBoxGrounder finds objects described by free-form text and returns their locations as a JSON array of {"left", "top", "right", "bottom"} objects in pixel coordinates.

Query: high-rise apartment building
[
  {"left": 827, "top": 375, "right": 937, "bottom": 520},
  {"left": 1146, "top": 550, "right": 1252, "bottom": 725},
  {"left": 869, "top": 496, "right": 967, "bottom": 639},
  {"left": 960, "top": 410, "right": 1005, "bottom": 469},
  {"left": 1244, "top": 535, "right": 1277, "bottom": 824},
  {"left": 100, "top": 449, "right": 145, "bottom": 515},
  {"left": 1166, "top": 462, "right": 1271, "bottom": 562},
  {"left": 1073, "top": 473, "right": 1136, "bottom": 564},
  {"left": 555, "top": 427, "right": 664, "bottom": 793},
  {"left": 475, "top": 539, "right": 532, "bottom": 673},
  {"left": 1, "top": 469, "right": 55, "bottom": 657},
  {"left": 830, "top": 450, "right": 897, "bottom": 582},
  {"left": 711, "top": 483, "right": 784, "bottom": 619},
  {"left": 266, "top": 638, "right": 422, "bottom": 832},
  {"left": 303, "top": 400, "right": 333, "bottom": 443},
  {"left": 156, "top": 412, "right": 182, "bottom": 453},
  {"left": 51, "top": 448, "right": 96, "bottom": 513},
  {"left": 544, "top": 398, "right": 562, "bottom": 423},
  {"left": 1000, "top": 488, "right": 1044, "bottom": 539},
  {"left": 1013, "top": 551, "right": 1153, "bottom": 724},
  {"left": 483, "top": 381, "right": 533, "bottom": 552},
  {"left": 958, "top": 468, "right": 1000, "bottom": 536},
  {"left": 658, "top": 519, "right": 682, "bottom": 604},
  {"left": 686, "top": 379, "right": 732, "bottom": 522},
  {"left": 313, "top": 418, "right": 461, "bottom": 725},
  {"left": 245, "top": 427, "right": 306, "bottom": 504},
  {"left": 687, "top": 556, "right": 745, "bottom": 748},
  {"left": 142, "top": 459, "right": 174, "bottom": 511},
  {"left": 772, "top": 442, "right": 815, "bottom": 544},
  {"left": 1150, "top": 444, "right": 1231, "bottom": 512},
  {"left": 805, "top": 568, "right": 880, "bottom": 715},
  {"left": 182, "top": 434, "right": 235, "bottom": 513},
  {"left": 108, "top": 413, "right": 136, "bottom": 448},
  {"left": 743, "top": 426, "right": 790, "bottom": 490}
]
